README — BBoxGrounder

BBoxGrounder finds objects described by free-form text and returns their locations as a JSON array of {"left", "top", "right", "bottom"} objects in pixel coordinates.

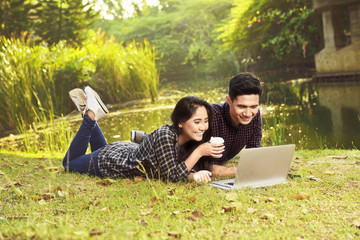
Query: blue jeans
[{"left": 62, "top": 115, "right": 107, "bottom": 177}]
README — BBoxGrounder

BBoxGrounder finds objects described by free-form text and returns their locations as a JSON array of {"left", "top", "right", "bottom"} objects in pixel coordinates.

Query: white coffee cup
[
  {"left": 210, "top": 137, "right": 224, "bottom": 144},
  {"left": 210, "top": 137, "right": 224, "bottom": 158}
]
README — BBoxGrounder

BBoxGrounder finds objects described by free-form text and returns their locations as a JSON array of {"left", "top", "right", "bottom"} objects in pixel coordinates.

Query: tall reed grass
[{"left": 0, "top": 33, "right": 159, "bottom": 133}]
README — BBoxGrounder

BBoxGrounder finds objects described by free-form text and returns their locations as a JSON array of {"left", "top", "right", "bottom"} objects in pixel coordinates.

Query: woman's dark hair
[{"left": 171, "top": 96, "right": 213, "bottom": 170}]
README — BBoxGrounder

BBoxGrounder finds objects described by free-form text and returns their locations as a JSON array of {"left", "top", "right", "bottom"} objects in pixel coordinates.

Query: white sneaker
[
  {"left": 84, "top": 86, "right": 109, "bottom": 121},
  {"left": 69, "top": 88, "right": 87, "bottom": 116}
]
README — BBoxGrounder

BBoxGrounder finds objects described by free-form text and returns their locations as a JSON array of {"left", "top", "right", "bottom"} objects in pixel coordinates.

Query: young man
[
  {"left": 131, "top": 72, "right": 262, "bottom": 177},
  {"left": 210, "top": 72, "right": 262, "bottom": 176}
]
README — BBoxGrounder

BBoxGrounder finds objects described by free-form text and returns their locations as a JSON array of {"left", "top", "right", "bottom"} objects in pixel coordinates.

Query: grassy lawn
[{"left": 0, "top": 149, "right": 360, "bottom": 239}]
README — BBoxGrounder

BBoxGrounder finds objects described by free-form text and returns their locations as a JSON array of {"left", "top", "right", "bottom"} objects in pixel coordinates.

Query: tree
[
  {"left": 35, "top": 0, "right": 99, "bottom": 45},
  {"left": 0, "top": 0, "right": 40, "bottom": 39},
  {"left": 218, "top": 0, "right": 322, "bottom": 75}
]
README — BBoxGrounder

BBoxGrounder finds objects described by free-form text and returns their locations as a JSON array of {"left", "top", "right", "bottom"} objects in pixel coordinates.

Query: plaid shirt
[
  {"left": 97, "top": 125, "right": 189, "bottom": 182},
  {"left": 211, "top": 102, "right": 262, "bottom": 164}
]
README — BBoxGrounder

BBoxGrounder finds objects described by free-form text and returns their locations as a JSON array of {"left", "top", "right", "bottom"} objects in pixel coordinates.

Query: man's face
[{"left": 226, "top": 94, "right": 260, "bottom": 126}]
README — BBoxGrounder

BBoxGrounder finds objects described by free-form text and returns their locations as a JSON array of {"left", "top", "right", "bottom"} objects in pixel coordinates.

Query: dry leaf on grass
[
  {"left": 351, "top": 220, "right": 360, "bottom": 229},
  {"left": 134, "top": 176, "right": 144, "bottom": 182},
  {"left": 89, "top": 229, "right": 102, "bottom": 236},
  {"left": 260, "top": 213, "right": 275, "bottom": 220},
  {"left": 191, "top": 211, "right": 203, "bottom": 218},
  {"left": 122, "top": 179, "right": 134, "bottom": 185},
  {"left": 247, "top": 208, "right": 257, "bottom": 214},
  {"left": 139, "top": 220, "right": 148, "bottom": 226},
  {"left": 0, "top": 164, "right": 11, "bottom": 168},
  {"left": 252, "top": 197, "right": 260, "bottom": 204},
  {"left": 168, "top": 232, "right": 181, "bottom": 238},
  {"left": 42, "top": 193, "right": 55, "bottom": 200},
  {"left": 0, "top": 170, "right": 4, "bottom": 175},
  {"left": 324, "top": 171, "right": 335, "bottom": 175},
  {"left": 172, "top": 211, "right": 180, "bottom": 216},
  {"left": 186, "top": 196, "right": 196, "bottom": 202},
  {"left": 30, "top": 195, "right": 42, "bottom": 201},
  {"left": 140, "top": 208, "right": 153, "bottom": 216},
  {"left": 222, "top": 206, "right": 235, "bottom": 213},
  {"left": 225, "top": 192, "right": 238, "bottom": 202},
  {"left": 307, "top": 176, "right": 321, "bottom": 181},
  {"left": 96, "top": 179, "right": 116, "bottom": 186},
  {"left": 56, "top": 209, "right": 67, "bottom": 214},
  {"left": 230, "top": 202, "right": 243, "bottom": 211},
  {"left": 328, "top": 155, "right": 347, "bottom": 159},
  {"left": 33, "top": 166, "right": 45, "bottom": 171},
  {"left": 148, "top": 196, "right": 162, "bottom": 207},
  {"left": 264, "top": 197, "right": 275, "bottom": 203},
  {"left": 291, "top": 192, "right": 310, "bottom": 200}
]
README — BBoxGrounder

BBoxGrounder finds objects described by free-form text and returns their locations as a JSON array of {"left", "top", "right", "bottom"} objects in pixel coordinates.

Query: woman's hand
[
  {"left": 193, "top": 170, "right": 212, "bottom": 183},
  {"left": 197, "top": 142, "right": 225, "bottom": 158}
]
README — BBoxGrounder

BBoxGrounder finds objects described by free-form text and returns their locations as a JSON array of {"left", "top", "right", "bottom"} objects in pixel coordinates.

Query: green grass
[{"left": 1, "top": 149, "right": 360, "bottom": 239}]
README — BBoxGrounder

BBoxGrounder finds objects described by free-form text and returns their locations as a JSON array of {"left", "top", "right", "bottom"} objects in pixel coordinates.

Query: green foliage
[
  {"left": 0, "top": 34, "right": 158, "bottom": 132},
  {"left": 98, "top": 0, "right": 235, "bottom": 77},
  {"left": 218, "top": 0, "right": 322, "bottom": 71},
  {"left": 34, "top": 0, "right": 99, "bottom": 45},
  {"left": 0, "top": 0, "right": 40, "bottom": 39}
]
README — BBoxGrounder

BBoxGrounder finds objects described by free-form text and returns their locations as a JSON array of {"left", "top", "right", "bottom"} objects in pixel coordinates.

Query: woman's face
[{"left": 179, "top": 106, "right": 209, "bottom": 142}]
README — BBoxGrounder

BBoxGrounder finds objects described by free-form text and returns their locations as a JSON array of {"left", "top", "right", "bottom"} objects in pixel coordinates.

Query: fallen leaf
[
  {"left": 351, "top": 220, "right": 360, "bottom": 229},
  {"left": 230, "top": 202, "right": 243, "bottom": 211},
  {"left": 302, "top": 208, "right": 309, "bottom": 214},
  {"left": 260, "top": 213, "right": 275, "bottom": 220},
  {"left": 222, "top": 206, "right": 235, "bottom": 212},
  {"left": 191, "top": 211, "right": 203, "bottom": 218},
  {"left": 186, "top": 196, "right": 196, "bottom": 202},
  {"left": 101, "top": 207, "right": 110, "bottom": 215},
  {"left": 172, "top": 211, "right": 180, "bottom": 216},
  {"left": 225, "top": 192, "right": 238, "bottom": 202},
  {"left": 139, "top": 220, "right": 148, "bottom": 226},
  {"left": 46, "top": 167, "right": 59, "bottom": 172},
  {"left": 57, "top": 190, "right": 66, "bottom": 197},
  {"left": 307, "top": 176, "right": 321, "bottom": 181},
  {"left": 168, "top": 232, "right": 181, "bottom": 238},
  {"left": 96, "top": 179, "right": 116, "bottom": 186},
  {"left": 89, "top": 229, "right": 102, "bottom": 236},
  {"left": 42, "top": 193, "right": 55, "bottom": 200},
  {"left": 291, "top": 192, "right": 310, "bottom": 200},
  {"left": 167, "top": 188, "right": 176, "bottom": 196},
  {"left": 140, "top": 208, "right": 153, "bottom": 216},
  {"left": 0, "top": 164, "right": 10, "bottom": 168},
  {"left": 252, "top": 197, "right": 260, "bottom": 204},
  {"left": 37, "top": 157, "right": 48, "bottom": 160},
  {"left": 148, "top": 196, "right": 160, "bottom": 207},
  {"left": 134, "top": 176, "right": 144, "bottom": 182},
  {"left": 264, "top": 197, "right": 275, "bottom": 203},
  {"left": 247, "top": 208, "right": 257, "bottom": 214},
  {"left": 33, "top": 166, "right": 45, "bottom": 171},
  {"left": 0, "top": 170, "right": 4, "bottom": 175},
  {"left": 324, "top": 171, "right": 335, "bottom": 175},
  {"left": 56, "top": 209, "right": 67, "bottom": 214},
  {"left": 355, "top": 161, "right": 360, "bottom": 165},
  {"left": 13, "top": 182, "right": 22, "bottom": 186},
  {"left": 122, "top": 179, "right": 133, "bottom": 185},
  {"left": 329, "top": 155, "right": 347, "bottom": 159},
  {"left": 24, "top": 161, "right": 30, "bottom": 164},
  {"left": 39, "top": 199, "right": 47, "bottom": 205},
  {"left": 30, "top": 195, "right": 42, "bottom": 201}
]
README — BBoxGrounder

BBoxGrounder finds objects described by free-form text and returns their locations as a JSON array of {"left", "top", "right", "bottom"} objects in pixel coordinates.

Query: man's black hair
[{"left": 228, "top": 72, "right": 262, "bottom": 101}]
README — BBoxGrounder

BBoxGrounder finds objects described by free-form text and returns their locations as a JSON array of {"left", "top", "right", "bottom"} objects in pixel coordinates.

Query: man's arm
[{"left": 211, "top": 164, "right": 236, "bottom": 176}]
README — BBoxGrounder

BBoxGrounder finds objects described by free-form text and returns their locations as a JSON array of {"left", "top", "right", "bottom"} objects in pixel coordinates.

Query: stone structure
[{"left": 313, "top": 0, "right": 360, "bottom": 76}]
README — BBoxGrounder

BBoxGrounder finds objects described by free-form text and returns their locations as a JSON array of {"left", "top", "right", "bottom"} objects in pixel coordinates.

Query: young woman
[{"left": 63, "top": 87, "right": 224, "bottom": 183}]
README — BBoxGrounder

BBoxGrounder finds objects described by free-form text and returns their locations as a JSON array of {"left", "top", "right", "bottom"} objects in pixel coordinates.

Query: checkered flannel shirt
[
  {"left": 97, "top": 125, "right": 189, "bottom": 182},
  {"left": 211, "top": 102, "right": 262, "bottom": 164}
]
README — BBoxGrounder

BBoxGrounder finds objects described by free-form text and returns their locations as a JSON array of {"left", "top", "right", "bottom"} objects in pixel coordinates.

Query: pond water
[{"left": 0, "top": 77, "right": 359, "bottom": 151}]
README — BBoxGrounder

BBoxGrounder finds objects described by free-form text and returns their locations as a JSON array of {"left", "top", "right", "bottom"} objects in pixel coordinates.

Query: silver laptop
[{"left": 210, "top": 144, "right": 296, "bottom": 190}]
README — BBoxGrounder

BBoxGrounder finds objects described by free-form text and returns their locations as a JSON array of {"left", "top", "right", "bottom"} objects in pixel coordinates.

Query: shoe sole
[
  {"left": 69, "top": 88, "right": 86, "bottom": 112},
  {"left": 85, "top": 87, "right": 109, "bottom": 114}
]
